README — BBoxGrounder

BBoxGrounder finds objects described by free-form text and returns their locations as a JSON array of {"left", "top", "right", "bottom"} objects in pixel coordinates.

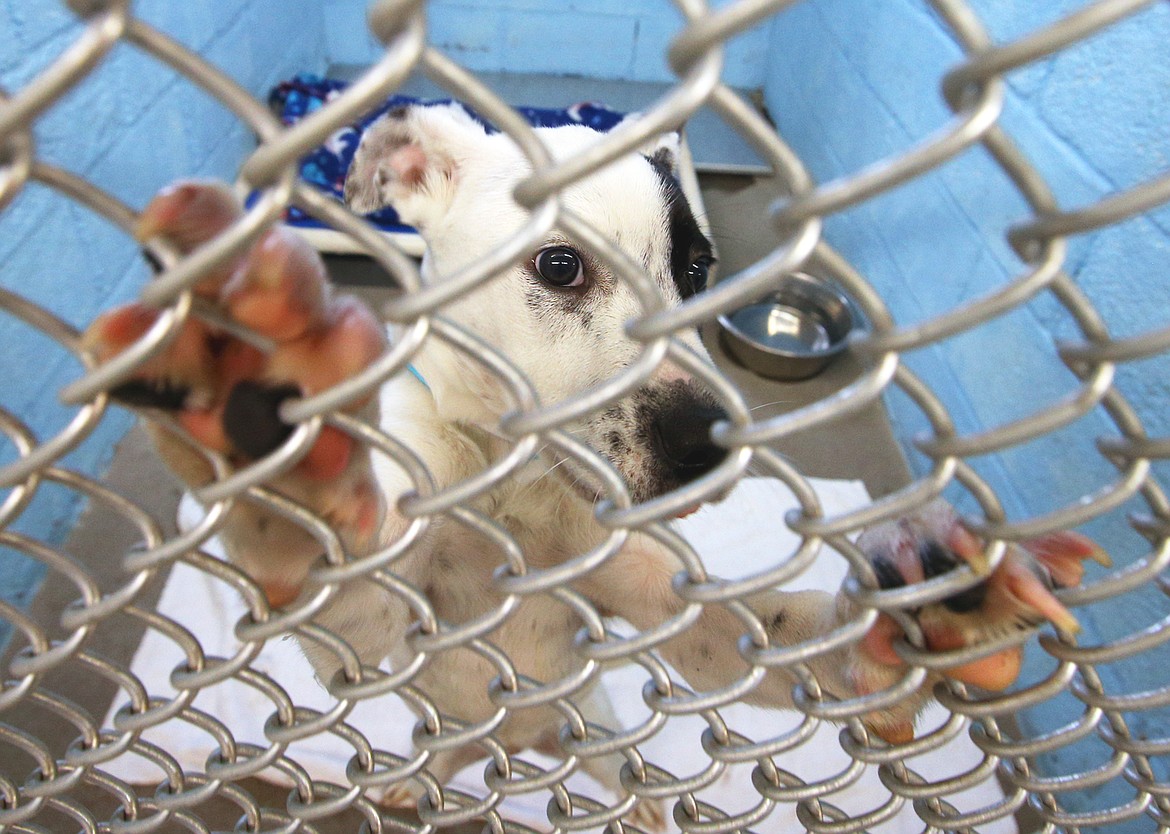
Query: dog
[{"left": 84, "top": 103, "right": 1107, "bottom": 830}]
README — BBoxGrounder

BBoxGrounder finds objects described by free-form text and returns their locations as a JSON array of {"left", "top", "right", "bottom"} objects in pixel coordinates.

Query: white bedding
[{"left": 102, "top": 476, "right": 1013, "bottom": 832}]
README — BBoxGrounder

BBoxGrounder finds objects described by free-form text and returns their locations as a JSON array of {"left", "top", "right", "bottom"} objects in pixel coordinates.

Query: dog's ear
[
  {"left": 640, "top": 131, "right": 682, "bottom": 178},
  {"left": 344, "top": 103, "right": 487, "bottom": 230}
]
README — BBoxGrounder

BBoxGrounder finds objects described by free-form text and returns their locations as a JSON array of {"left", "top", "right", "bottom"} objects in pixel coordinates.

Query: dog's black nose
[{"left": 652, "top": 399, "right": 729, "bottom": 481}]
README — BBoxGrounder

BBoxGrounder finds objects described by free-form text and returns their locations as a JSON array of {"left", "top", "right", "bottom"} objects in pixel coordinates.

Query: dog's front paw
[
  {"left": 83, "top": 181, "right": 387, "bottom": 604},
  {"left": 847, "top": 500, "right": 1109, "bottom": 743}
]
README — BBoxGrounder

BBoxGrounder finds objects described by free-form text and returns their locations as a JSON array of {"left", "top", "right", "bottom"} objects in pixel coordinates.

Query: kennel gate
[{"left": 1, "top": 0, "right": 1169, "bottom": 831}]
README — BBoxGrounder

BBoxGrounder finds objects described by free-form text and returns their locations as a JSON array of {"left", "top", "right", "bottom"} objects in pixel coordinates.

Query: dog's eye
[
  {"left": 534, "top": 246, "right": 584, "bottom": 288},
  {"left": 687, "top": 257, "right": 711, "bottom": 293}
]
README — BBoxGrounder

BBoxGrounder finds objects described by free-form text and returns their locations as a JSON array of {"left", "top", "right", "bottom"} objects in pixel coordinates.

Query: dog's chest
[
  {"left": 418, "top": 469, "right": 598, "bottom": 677},
  {"left": 415, "top": 522, "right": 589, "bottom": 721},
  {"left": 425, "top": 476, "right": 596, "bottom": 612}
]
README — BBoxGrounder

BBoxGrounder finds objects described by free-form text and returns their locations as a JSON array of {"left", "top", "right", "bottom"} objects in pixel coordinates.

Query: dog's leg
[
  {"left": 83, "top": 182, "right": 428, "bottom": 679},
  {"left": 576, "top": 504, "right": 1104, "bottom": 744}
]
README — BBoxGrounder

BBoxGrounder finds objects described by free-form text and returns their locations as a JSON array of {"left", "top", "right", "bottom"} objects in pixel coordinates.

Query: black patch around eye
[{"left": 646, "top": 161, "right": 714, "bottom": 300}]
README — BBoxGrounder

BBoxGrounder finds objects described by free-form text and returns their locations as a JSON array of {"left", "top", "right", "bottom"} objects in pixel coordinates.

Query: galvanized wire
[{"left": 2, "top": 0, "right": 1169, "bottom": 832}]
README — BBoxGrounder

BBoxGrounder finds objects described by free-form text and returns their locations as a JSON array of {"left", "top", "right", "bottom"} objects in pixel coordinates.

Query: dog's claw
[
  {"left": 864, "top": 715, "right": 914, "bottom": 746},
  {"left": 944, "top": 518, "right": 994, "bottom": 576},
  {"left": 135, "top": 180, "right": 239, "bottom": 243},
  {"left": 110, "top": 378, "right": 191, "bottom": 410},
  {"left": 261, "top": 581, "right": 302, "bottom": 608},
  {"left": 376, "top": 781, "right": 417, "bottom": 811},
  {"left": 848, "top": 501, "right": 1106, "bottom": 739},
  {"left": 1024, "top": 530, "right": 1112, "bottom": 583},
  {"left": 999, "top": 554, "right": 1081, "bottom": 635}
]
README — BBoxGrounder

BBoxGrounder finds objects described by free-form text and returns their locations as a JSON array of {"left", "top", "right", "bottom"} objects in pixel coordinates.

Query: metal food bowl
[{"left": 717, "top": 273, "right": 859, "bottom": 381}]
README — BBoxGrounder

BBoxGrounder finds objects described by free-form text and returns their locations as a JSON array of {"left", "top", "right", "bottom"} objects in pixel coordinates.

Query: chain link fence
[{"left": 2, "top": 0, "right": 1169, "bottom": 831}]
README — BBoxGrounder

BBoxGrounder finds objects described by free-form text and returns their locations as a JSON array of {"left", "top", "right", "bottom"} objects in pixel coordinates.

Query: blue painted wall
[
  {"left": 0, "top": 0, "right": 328, "bottom": 646},
  {"left": 764, "top": 1, "right": 1170, "bottom": 826},
  {"left": 324, "top": 0, "right": 771, "bottom": 88}
]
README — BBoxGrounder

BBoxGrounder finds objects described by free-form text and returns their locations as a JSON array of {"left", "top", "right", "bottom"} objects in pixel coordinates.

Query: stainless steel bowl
[{"left": 717, "top": 273, "right": 859, "bottom": 380}]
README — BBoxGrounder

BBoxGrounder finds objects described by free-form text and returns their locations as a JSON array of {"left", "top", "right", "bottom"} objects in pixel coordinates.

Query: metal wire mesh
[{"left": 2, "top": 0, "right": 1169, "bottom": 832}]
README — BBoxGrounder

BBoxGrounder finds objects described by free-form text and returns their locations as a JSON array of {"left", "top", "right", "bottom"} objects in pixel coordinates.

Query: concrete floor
[{"left": 1, "top": 172, "right": 910, "bottom": 832}]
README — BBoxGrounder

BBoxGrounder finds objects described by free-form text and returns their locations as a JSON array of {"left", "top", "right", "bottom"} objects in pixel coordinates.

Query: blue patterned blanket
[{"left": 264, "top": 74, "right": 629, "bottom": 237}]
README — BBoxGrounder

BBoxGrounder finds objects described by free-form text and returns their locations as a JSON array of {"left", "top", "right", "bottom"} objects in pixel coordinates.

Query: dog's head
[{"left": 345, "top": 103, "right": 728, "bottom": 504}]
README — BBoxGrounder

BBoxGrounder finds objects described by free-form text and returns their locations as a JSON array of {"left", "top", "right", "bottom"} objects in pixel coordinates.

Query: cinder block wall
[
  {"left": 0, "top": 0, "right": 328, "bottom": 643},
  {"left": 324, "top": 0, "right": 771, "bottom": 88},
  {"left": 764, "top": 0, "right": 1170, "bottom": 820}
]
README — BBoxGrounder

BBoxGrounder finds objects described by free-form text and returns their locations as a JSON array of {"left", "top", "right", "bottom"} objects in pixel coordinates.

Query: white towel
[{"left": 103, "top": 477, "right": 1014, "bottom": 832}]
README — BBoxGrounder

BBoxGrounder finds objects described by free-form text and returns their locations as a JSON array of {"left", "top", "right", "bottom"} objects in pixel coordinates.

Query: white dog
[{"left": 86, "top": 103, "right": 1105, "bottom": 830}]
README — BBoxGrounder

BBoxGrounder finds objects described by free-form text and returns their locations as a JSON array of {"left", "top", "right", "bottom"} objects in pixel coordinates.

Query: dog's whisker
[
  {"left": 745, "top": 459, "right": 772, "bottom": 478},
  {"left": 749, "top": 399, "right": 792, "bottom": 413},
  {"left": 510, "top": 453, "right": 578, "bottom": 504},
  {"left": 531, "top": 456, "right": 572, "bottom": 486}
]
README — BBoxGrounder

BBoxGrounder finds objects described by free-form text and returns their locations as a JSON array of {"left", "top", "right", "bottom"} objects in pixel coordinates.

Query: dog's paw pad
[
  {"left": 222, "top": 380, "right": 301, "bottom": 458},
  {"left": 848, "top": 500, "right": 1107, "bottom": 741},
  {"left": 137, "top": 180, "right": 245, "bottom": 293},
  {"left": 84, "top": 181, "right": 387, "bottom": 482},
  {"left": 223, "top": 226, "right": 329, "bottom": 342},
  {"left": 856, "top": 501, "right": 1105, "bottom": 648}
]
